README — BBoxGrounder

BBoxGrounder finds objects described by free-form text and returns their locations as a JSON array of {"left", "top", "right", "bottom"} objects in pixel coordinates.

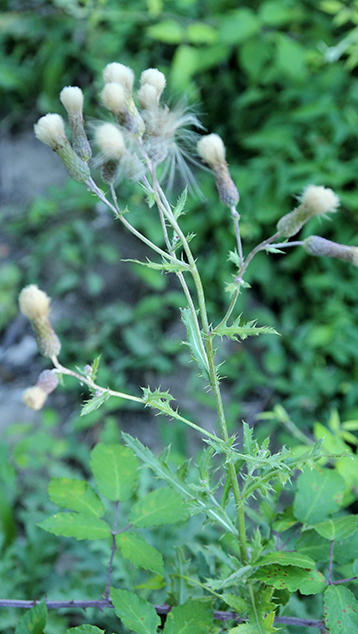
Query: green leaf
[
  {"left": 255, "top": 551, "right": 316, "bottom": 569},
  {"left": 219, "top": 8, "right": 260, "bottom": 45},
  {"left": 293, "top": 467, "right": 346, "bottom": 525},
  {"left": 48, "top": 478, "right": 105, "bottom": 517},
  {"left": 324, "top": 586, "right": 358, "bottom": 633},
  {"left": 125, "top": 258, "right": 189, "bottom": 273},
  {"left": 187, "top": 22, "right": 218, "bottom": 45},
  {"left": 222, "top": 593, "right": 249, "bottom": 614},
  {"left": 147, "top": 19, "right": 184, "bottom": 44},
  {"left": 66, "top": 624, "right": 104, "bottom": 634},
  {"left": 181, "top": 307, "right": 210, "bottom": 380},
  {"left": 130, "top": 487, "right": 190, "bottom": 527},
  {"left": 110, "top": 587, "right": 161, "bottom": 634},
  {"left": 38, "top": 513, "right": 111, "bottom": 540},
  {"left": 173, "top": 188, "right": 188, "bottom": 220},
  {"left": 15, "top": 603, "right": 47, "bottom": 634},
  {"left": 252, "top": 564, "right": 326, "bottom": 595},
  {"left": 163, "top": 599, "right": 213, "bottom": 633},
  {"left": 90, "top": 443, "right": 139, "bottom": 501},
  {"left": 313, "top": 515, "right": 358, "bottom": 541},
  {"left": 215, "top": 317, "right": 277, "bottom": 342},
  {"left": 276, "top": 33, "right": 307, "bottom": 80},
  {"left": 81, "top": 391, "right": 110, "bottom": 416},
  {"left": 116, "top": 532, "right": 164, "bottom": 576}
]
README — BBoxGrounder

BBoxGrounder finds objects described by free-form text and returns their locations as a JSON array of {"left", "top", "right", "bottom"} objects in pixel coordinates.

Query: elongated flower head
[
  {"left": 101, "top": 82, "right": 127, "bottom": 115},
  {"left": 103, "top": 63, "right": 135, "bottom": 92},
  {"left": 60, "top": 86, "right": 84, "bottom": 115},
  {"left": 303, "top": 236, "right": 358, "bottom": 266},
  {"left": 19, "top": 285, "right": 61, "bottom": 359},
  {"left": 95, "top": 123, "right": 126, "bottom": 161},
  {"left": 197, "top": 133, "right": 239, "bottom": 207},
  {"left": 197, "top": 133, "right": 226, "bottom": 167},
  {"left": 300, "top": 185, "right": 340, "bottom": 217},
  {"left": 34, "top": 114, "right": 67, "bottom": 149}
]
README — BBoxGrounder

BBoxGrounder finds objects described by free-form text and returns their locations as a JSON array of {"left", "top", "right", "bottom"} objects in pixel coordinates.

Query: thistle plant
[{"left": 11, "top": 62, "right": 358, "bottom": 634}]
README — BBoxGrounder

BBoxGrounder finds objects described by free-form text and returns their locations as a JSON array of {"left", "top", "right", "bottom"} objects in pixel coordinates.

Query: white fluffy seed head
[
  {"left": 34, "top": 113, "right": 67, "bottom": 148},
  {"left": 300, "top": 185, "right": 340, "bottom": 216},
  {"left": 19, "top": 285, "right": 50, "bottom": 321},
  {"left": 22, "top": 386, "right": 47, "bottom": 410},
  {"left": 60, "top": 86, "right": 84, "bottom": 115},
  {"left": 103, "top": 63, "right": 135, "bottom": 91},
  {"left": 95, "top": 123, "right": 126, "bottom": 160},
  {"left": 137, "top": 83, "right": 159, "bottom": 109},
  {"left": 140, "top": 68, "right": 166, "bottom": 95},
  {"left": 101, "top": 82, "right": 127, "bottom": 114},
  {"left": 197, "top": 133, "right": 226, "bottom": 166}
]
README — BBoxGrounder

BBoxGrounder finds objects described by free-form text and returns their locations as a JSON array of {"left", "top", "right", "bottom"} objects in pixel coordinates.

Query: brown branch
[{"left": 0, "top": 599, "right": 326, "bottom": 629}]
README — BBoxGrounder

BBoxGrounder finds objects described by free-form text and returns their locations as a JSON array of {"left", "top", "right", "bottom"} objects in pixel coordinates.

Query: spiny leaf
[
  {"left": 81, "top": 390, "right": 110, "bottom": 416},
  {"left": 125, "top": 258, "right": 189, "bottom": 273},
  {"left": 214, "top": 317, "right": 278, "bottom": 342},
  {"left": 173, "top": 188, "right": 188, "bottom": 219},
  {"left": 181, "top": 307, "right": 210, "bottom": 380}
]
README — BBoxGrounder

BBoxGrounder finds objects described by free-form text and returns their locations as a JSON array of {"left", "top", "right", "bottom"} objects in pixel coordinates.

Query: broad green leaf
[
  {"left": 296, "top": 530, "right": 330, "bottom": 562},
  {"left": 123, "top": 433, "right": 237, "bottom": 535},
  {"left": 222, "top": 593, "right": 249, "bottom": 614},
  {"left": 147, "top": 19, "right": 184, "bottom": 44},
  {"left": 181, "top": 307, "right": 210, "bottom": 381},
  {"left": 163, "top": 599, "right": 213, "bottom": 634},
  {"left": 48, "top": 478, "right": 105, "bottom": 517},
  {"left": 130, "top": 488, "right": 190, "bottom": 527},
  {"left": 219, "top": 8, "right": 260, "bottom": 45},
  {"left": 324, "top": 586, "right": 358, "bottom": 633},
  {"left": 255, "top": 552, "right": 316, "bottom": 569},
  {"left": 110, "top": 587, "right": 161, "bottom": 634},
  {"left": 90, "top": 443, "right": 139, "bottom": 501},
  {"left": 38, "top": 513, "right": 111, "bottom": 540},
  {"left": 215, "top": 318, "right": 277, "bottom": 342},
  {"left": 252, "top": 564, "right": 326, "bottom": 595},
  {"left": 15, "top": 603, "right": 47, "bottom": 634},
  {"left": 171, "top": 45, "right": 198, "bottom": 91},
  {"left": 187, "top": 22, "right": 218, "bottom": 45},
  {"left": 293, "top": 467, "right": 345, "bottom": 525},
  {"left": 313, "top": 515, "right": 358, "bottom": 541},
  {"left": 81, "top": 391, "right": 110, "bottom": 416},
  {"left": 276, "top": 33, "right": 307, "bottom": 80},
  {"left": 116, "top": 532, "right": 164, "bottom": 576},
  {"left": 66, "top": 624, "right": 104, "bottom": 634}
]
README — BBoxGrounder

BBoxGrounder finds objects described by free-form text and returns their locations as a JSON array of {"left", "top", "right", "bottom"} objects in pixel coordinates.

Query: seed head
[
  {"left": 60, "top": 86, "right": 84, "bottom": 116},
  {"left": 137, "top": 83, "right": 159, "bottom": 109},
  {"left": 140, "top": 68, "right": 166, "bottom": 97},
  {"left": 197, "top": 133, "right": 226, "bottom": 167},
  {"left": 19, "top": 285, "right": 61, "bottom": 359},
  {"left": 22, "top": 386, "right": 47, "bottom": 411},
  {"left": 103, "top": 63, "right": 135, "bottom": 92},
  {"left": 34, "top": 114, "right": 67, "bottom": 149},
  {"left": 101, "top": 83, "right": 127, "bottom": 116},
  {"left": 95, "top": 123, "right": 126, "bottom": 161},
  {"left": 197, "top": 134, "right": 239, "bottom": 207},
  {"left": 300, "top": 185, "right": 340, "bottom": 218}
]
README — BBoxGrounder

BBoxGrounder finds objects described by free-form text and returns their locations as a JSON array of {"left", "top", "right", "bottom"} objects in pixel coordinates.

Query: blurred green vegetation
[{"left": 2, "top": 0, "right": 358, "bottom": 438}]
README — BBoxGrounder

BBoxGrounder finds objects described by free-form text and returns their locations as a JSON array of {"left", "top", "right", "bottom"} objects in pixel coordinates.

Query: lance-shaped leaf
[
  {"left": 214, "top": 317, "right": 277, "bottom": 342},
  {"left": 313, "top": 515, "right": 358, "bottom": 541},
  {"left": 81, "top": 390, "right": 110, "bottom": 416},
  {"left": 129, "top": 487, "right": 190, "bottom": 527},
  {"left": 252, "top": 564, "right": 326, "bottom": 595},
  {"left": 116, "top": 532, "right": 164, "bottom": 576},
  {"left": 163, "top": 599, "right": 213, "bottom": 634},
  {"left": 324, "top": 585, "right": 358, "bottom": 633},
  {"left": 181, "top": 307, "right": 210, "bottom": 381},
  {"left": 38, "top": 512, "right": 111, "bottom": 540},
  {"left": 110, "top": 587, "right": 161, "bottom": 634},
  {"left": 48, "top": 478, "right": 105, "bottom": 517},
  {"left": 125, "top": 258, "right": 189, "bottom": 273},
  {"left": 15, "top": 602, "right": 47, "bottom": 634},
  {"left": 90, "top": 443, "right": 139, "bottom": 501},
  {"left": 293, "top": 467, "right": 346, "bottom": 525}
]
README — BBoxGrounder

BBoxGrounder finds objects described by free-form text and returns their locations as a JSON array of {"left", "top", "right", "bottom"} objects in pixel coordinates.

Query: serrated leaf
[
  {"left": 38, "top": 513, "right": 111, "bottom": 540},
  {"left": 181, "top": 307, "right": 210, "bottom": 380},
  {"left": 66, "top": 624, "right": 104, "bottom": 634},
  {"left": 252, "top": 564, "right": 326, "bottom": 594},
  {"left": 255, "top": 551, "right": 316, "bottom": 569},
  {"left": 313, "top": 515, "right": 358, "bottom": 541},
  {"left": 90, "top": 443, "right": 139, "bottom": 501},
  {"left": 293, "top": 467, "right": 346, "bottom": 525},
  {"left": 110, "top": 587, "right": 161, "bottom": 634},
  {"left": 173, "top": 188, "right": 188, "bottom": 219},
  {"left": 48, "top": 478, "right": 105, "bottom": 517},
  {"left": 116, "top": 532, "right": 164, "bottom": 576},
  {"left": 129, "top": 487, "right": 190, "bottom": 527},
  {"left": 81, "top": 391, "right": 110, "bottom": 416},
  {"left": 324, "top": 585, "right": 358, "bottom": 632},
  {"left": 125, "top": 258, "right": 189, "bottom": 273},
  {"left": 215, "top": 317, "right": 277, "bottom": 342},
  {"left": 163, "top": 599, "right": 213, "bottom": 634},
  {"left": 222, "top": 593, "right": 249, "bottom": 615},
  {"left": 15, "top": 602, "right": 47, "bottom": 634}
]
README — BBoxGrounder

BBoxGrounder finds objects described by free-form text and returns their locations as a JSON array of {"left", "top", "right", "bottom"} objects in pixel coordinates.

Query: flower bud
[
  {"left": 95, "top": 123, "right": 126, "bottom": 185},
  {"left": 19, "top": 285, "right": 61, "bottom": 359},
  {"left": 22, "top": 370, "right": 59, "bottom": 411},
  {"left": 60, "top": 86, "right": 91, "bottom": 162},
  {"left": 303, "top": 236, "right": 358, "bottom": 266},
  {"left": 197, "top": 134, "right": 239, "bottom": 207},
  {"left": 101, "top": 82, "right": 127, "bottom": 116},
  {"left": 34, "top": 114, "right": 91, "bottom": 183},
  {"left": 277, "top": 186, "right": 340, "bottom": 238}
]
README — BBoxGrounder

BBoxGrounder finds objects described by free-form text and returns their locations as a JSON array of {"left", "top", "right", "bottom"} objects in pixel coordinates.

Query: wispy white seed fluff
[
  {"left": 197, "top": 133, "right": 226, "bottom": 166},
  {"left": 140, "top": 68, "right": 166, "bottom": 95},
  {"left": 137, "top": 83, "right": 159, "bottom": 109},
  {"left": 34, "top": 114, "right": 67, "bottom": 149},
  {"left": 95, "top": 123, "right": 126, "bottom": 160},
  {"left": 300, "top": 185, "right": 340, "bottom": 216},
  {"left": 101, "top": 83, "right": 127, "bottom": 115},
  {"left": 103, "top": 63, "right": 134, "bottom": 91},
  {"left": 60, "top": 86, "right": 84, "bottom": 115},
  {"left": 19, "top": 285, "right": 50, "bottom": 320}
]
